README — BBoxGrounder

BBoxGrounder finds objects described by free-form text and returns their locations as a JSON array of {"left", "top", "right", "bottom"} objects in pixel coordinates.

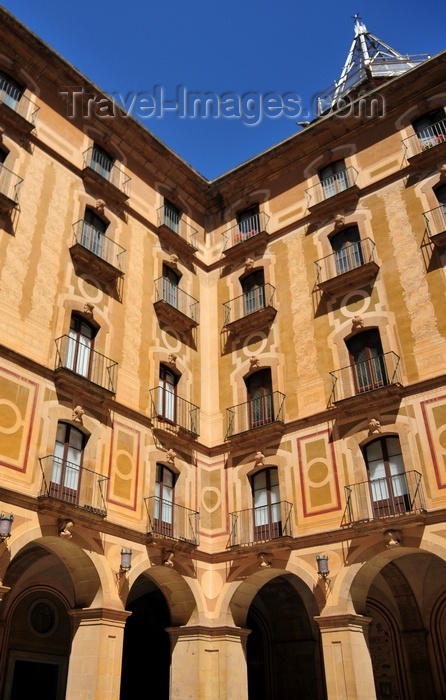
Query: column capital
[
  {"left": 69, "top": 607, "right": 131, "bottom": 626},
  {"left": 315, "top": 613, "right": 372, "bottom": 632},
  {"left": 167, "top": 625, "right": 251, "bottom": 642}
]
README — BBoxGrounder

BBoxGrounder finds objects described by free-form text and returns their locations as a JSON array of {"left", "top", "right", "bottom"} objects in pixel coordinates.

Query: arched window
[
  {"left": 245, "top": 369, "right": 273, "bottom": 428},
  {"left": 158, "top": 364, "right": 178, "bottom": 423},
  {"left": 242, "top": 269, "right": 265, "bottom": 314},
  {"left": 50, "top": 422, "right": 86, "bottom": 504},
  {"left": 0, "top": 70, "right": 24, "bottom": 110},
  {"left": 82, "top": 207, "right": 108, "bottom": 258},
  {"left": 154, "top": 463, "right": 175, "bottom": 536},
  {"left": 347, "top": 329, "right": 387, "bottom": 393},
  {"left": 319, "top": 160, "right": 348, "bottom": 198},
  {"left": 363, "top": 436, "right": 409, "bottom": 517},
  {"left": 330, "top": 226, "right": 363, "bottom": 274},
  {"left": 66, "top": 314, "right": 97, "bottom": 379},
  {"left": 162, "top": 263, "right": 180, "bottom": 309},
  {"left": 413, "top": 109, "right": 446, "bottom": 148},
  {"left": 252, "top": 467, "right": 281, "bottom": 541}
]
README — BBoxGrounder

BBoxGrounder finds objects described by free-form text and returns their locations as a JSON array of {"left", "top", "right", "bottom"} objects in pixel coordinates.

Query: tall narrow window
[
  {"left": 164, "top": 199, "right": 180, "bottom": 233},
  {"left": 0, "top": 70, "right": 23, "bottom": 110},
  {"left": 319, "top": 160, "right": 349, "bottom": 199},
  {"left": 162, "top": 264, "right": 180, "bottom": 309},
  {"left": 330, "top": 226, "right": 363, "bottom": 274},
  {"left": 347, "top": 330, "right": 387, "bottom": 393},
  {"left": 435, "top": 183, "right": 446, "bottom": 220},
  {"left": 82, "top": 208, "right": 108, "bottom": 259},
  {"left": 242, "top": 269, "right": 265, "bottom": 315},
  {"left": 158, "top": 365, "right": 177, "bottom": 423},
  {"left": 0, "top": 148, "right": 6, "bottom": 165},
  {"left": 252, "top": 468, "right": 281, "bottom": 541},
  {"left": 91, "top": 144, "right": 114, "bottom": 180},
  {"left": 413, "top": 109, "right": 446, "bottom": 148},
  {"left": 364, "top": 436, "right": 409, "bottom": 517},
  {"left": 154, "top": 463, "right": 174, "bottom": 536},
  {"left": 66, "top": 315, "right": 95, "bottom": 378},
  {"left": 246, "top": 369, "right": 273, "bottom": 428},
  {"left": 50, "top": 423, "right": 85, "bottom": 504},
  {"left": 237, "top": 205, "right": 260, "bottom": 239}
]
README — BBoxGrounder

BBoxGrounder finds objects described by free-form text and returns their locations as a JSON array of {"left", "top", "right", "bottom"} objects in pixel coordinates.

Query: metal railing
[
  {"left": 54, "top": 335, "right": 118, "bottom": 393},
  {"left": 223, "top": 284, "right": 276, "bottom": 325},
  {"left": 83, "top": 147, "right": 131, "bottom": 197},
  {"left": 315, "top": 238, "right": 376, "bottom": 285},
  {"left": 154, "top": 276, "right": 200, "bottom": 323},
  {"left": 306, "top": 166, "right": 358, "bottom": 206},
  {"left": 344, "top": 470, "right": 425, "bottom": 524},
  {"left": 330, "top": 352, "right": 401, "bottom": 403},
  {"left": 157, "top": 205, "right": 198, "bottom": 250},
  {"left": 149, "top": 387, "right": 200, "bottom": 434},
  {"left": 228, "top": 501, "right": 293, "bottom": 546},
  {"left": 403, "top": 117, "right": 446, "bottom": 158},
  {"left": 39, "top": 455, "right": 108, "bottom": 515},
  {"left": 72, "top": 219, "right": 126, "bottom": 272},
  {"left": 222, "top": 211, "right": 269, "bottom": 251},
  {"left": 423, "top": 205, "right": 446, "bottom": 240},
  {"left": 0, "top": 164, "right": 23, "bottom": 205},
  {"left": 145, "top": 496, "right": 199, "bottom": 544},
  {"left": 226, "top": 391, "right": 285, "bottom": 437},
  {"left": 0, "top": 81, "right": 39, "bottom": 125}
]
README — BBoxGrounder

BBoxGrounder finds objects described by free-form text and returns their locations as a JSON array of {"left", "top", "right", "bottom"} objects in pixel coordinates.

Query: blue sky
[{"left": 4, "top": 0, "right": 446, "bottom": 179}]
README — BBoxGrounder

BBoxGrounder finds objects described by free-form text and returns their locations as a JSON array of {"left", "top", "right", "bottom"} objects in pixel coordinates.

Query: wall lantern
[
  {"left": 120, "top": 548, "right": 132, "bottom": 573},
  {"left": 316, "top": 554, "right": 330, "bottom": 579},
  {"left": 0, "top": 513, "right": 14, "bottom": 542}
]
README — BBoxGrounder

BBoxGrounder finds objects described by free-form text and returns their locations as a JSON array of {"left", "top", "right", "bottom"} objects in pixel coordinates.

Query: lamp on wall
[
  {"left": 120, "top": 548, "right": 132, "bottom": 573},
  {"left": 316, "top": 554, "right": 330, "bottom": 580},
  {"left": 0, "top": 513, "right": 13, "bottom": 542}
]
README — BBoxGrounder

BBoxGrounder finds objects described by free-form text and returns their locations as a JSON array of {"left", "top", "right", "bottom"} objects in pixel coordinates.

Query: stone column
[
  {"left": 315, "top": 613, "right": 376, "bottom": 700},
  {"left": 168, "top": 625, "right": 250, "bottom": 700},
  {"left": 65, "top": 607, "right": 131, "bottom": 700}
]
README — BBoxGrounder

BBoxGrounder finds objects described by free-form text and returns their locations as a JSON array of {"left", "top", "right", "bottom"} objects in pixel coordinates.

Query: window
[
  {"left": 0, "top": 148, "right": 7, "bottom": 165},
  {"left": 82, "top": 208, "right": 108, "bottom": 258},
  {"left": 50, "top": 423, "right": 85, "bottom": 504},
  {"left": 363, "top": 436, "right": 409, "bottom": 517},
  {"left": 66, "top": 315, "right": 96, "bottom": 378},
  {"left": 0, "top": 70, "right": 23, "bottom": 110},
  {"left": 162, "top": 263, "right": 180, "bottom": 309},
  {"left": 154, "top": 463, "right": 174, "bottom": 536},
  {"left": 158, "top": 365, "right": 178, "bottom": 423},
  {"left": 413, "top": 109, "right": 446, "bottom": 149},
  {"left": 91, "top": 144, "right": 114, "bottom": 180},
  {"left": 237, "top": 205, "right": 260, "bottom": 240},
  {"left": 242, "top": 269, "right": 265, "bottom": 315},
  {"left": 245, "top": 369, "right": 273, "bottom": 428},
  {"left": 435, "top": 183, "right": 446, "bottom": 218},
  {"left": 330, "top": 226, "right": 364, "bottom": 274},
  {"left": 347, "top": 329, "right": 387, "bottom": 393},
  {"left": 252, "top": 468, "right": 281, "bottom": 541},
  {"left": 163, "top": 199, "right": 180, "bottom": 233},
  {"left": 319, "top": 160, "right": 349, "bottom": 199}
]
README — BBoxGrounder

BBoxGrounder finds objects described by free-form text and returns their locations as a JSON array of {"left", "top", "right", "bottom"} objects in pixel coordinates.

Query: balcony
[
  {"left": 0, "top": 84, "right": 39, "bottom": 133},
  {"left": 223, "top": 284, "right": 277, "bottom": 335},
  {"left": 0, "top": 164, "right": 23, "bottom": 212},
  {"left": 305, "top": 167, "right": 360, "bottom": 215},
  {"left": 149, "top": 387, "right": 200, "bottom": 437},
  {"left": 315, "top": 238, "right": 379, "bottom": 295},
  {"left": 423, "top": 205, "right": 446, "bottom": 248},
  {"left": 153, "top": 276, "right": 199, "bottom": 332},
  {"left": 344, "top": 471, "right": 426, "bottom": 526},
  {"left": 226, "top": 392, "right": 286, "bottom": 446},
  {"left": 222, "top": 212, "right": 269, "bottom": 259},
  {"left": 403, "top": 118, "right": 446, "bottom": 164},
  {"left": 330, "top": 352, "right": 402, "bottom": 412},
  {"left": 70, "top": 219, "right": 126, "bottom": 282},
  {"left": 228, "top": 501, "right": 293, "bottom": 547},
  {"left": 157, "top": 205, "right": 198, "bottom": 253},
  {"left": 54, "top": 335, "right": 118, "bottom": 399},
  {"left": 82, "top": 147, "right": 131, "bottom": 202},
  {"left": 39, "top": 455, "right": 108, "bottom": 516},
  {"left": 145, "top": 496, "right": 200, "bottom": 545}
]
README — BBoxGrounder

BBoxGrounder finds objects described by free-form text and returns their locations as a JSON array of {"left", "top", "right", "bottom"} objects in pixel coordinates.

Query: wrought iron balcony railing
[
  {"left": 157, "top": 205, "right": 198, "bottom": 250},
  {"left": 154, "top": 276, "right": 200, "bottom": 324},
  {"left": 226, "top": 391, "right": 285, "bottom": 438},
  {"left": 222, "top": 212, "right": 269, "bottom": 252},
  {"left": 0, "top": 164, "right": 23, "bottom": 209},
  {"left": 228, "top": 501, "right": 293, "bottom": 546},
  {"left": 145, "top": 496, "right": 200, "bottom": 544},
  {"left": 344, "top": 470, "right": 425, "bottom": 525},
  {"left": 72, "top": 219, "right": 126, "bottom": 273},
  {"left": 82, "top": 147, "right": 131, "bottom": 198},
  {"left": 306, "top": 166, "right": 358, "bottom": 207},
  {"left": 315, "top": 238, "right": 377, "bottom": 287},
  {"left": 223, "top": 284, "right": 276, "bottom": 326},
  {"left": 0, "top": 81, "right": 39, "bottom": 125},
  {"left": 55, "top": 335, "right": 118, "bottom": 394},
  {"left": 39, "top": 455, "right": 109, "bottom": 515},
  {"left": 330, "top": 352, "right": 401, "bottom": 403},
  {"left": 423, "top": 205, "right": 446, "bottom": 246},
  {"left": 149, "top": 387, "right": 200, "bottom": 435},
  {"left": 403, "top": 117, "right": 446, "bottom": 159}
]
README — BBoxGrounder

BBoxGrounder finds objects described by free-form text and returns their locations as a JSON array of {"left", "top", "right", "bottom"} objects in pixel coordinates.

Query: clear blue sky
[{"left": 4, "top": 0, "right": 446, "bottom": 179}]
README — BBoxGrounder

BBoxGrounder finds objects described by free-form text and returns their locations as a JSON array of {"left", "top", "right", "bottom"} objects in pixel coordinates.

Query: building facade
[{"left": 0, "top": 9, "right": 446, "bottom": 699}]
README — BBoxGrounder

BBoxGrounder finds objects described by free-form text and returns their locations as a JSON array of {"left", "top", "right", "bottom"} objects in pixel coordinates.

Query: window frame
[
  {"left": 363, "top": 435, "right": 409, "bottom": 517},
  {"left": 50, "top": 422, "right": 86, "bottom": 504},
  {"left": 251, "top": 467, "right": 282, "bottom": 541}
]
